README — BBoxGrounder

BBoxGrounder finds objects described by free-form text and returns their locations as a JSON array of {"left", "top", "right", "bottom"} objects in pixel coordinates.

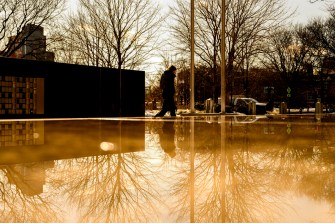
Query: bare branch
[
  {"left": 60, "top": 0, "right": 165, "bottom": 70},
  {"left": 0, "top": 0, "right": 65, "bottom": 57}
]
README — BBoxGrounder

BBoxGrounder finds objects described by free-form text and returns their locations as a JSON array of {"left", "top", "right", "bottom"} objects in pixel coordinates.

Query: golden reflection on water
[{"left": 0, "top": 116, "right": 335, "bottom": 222}]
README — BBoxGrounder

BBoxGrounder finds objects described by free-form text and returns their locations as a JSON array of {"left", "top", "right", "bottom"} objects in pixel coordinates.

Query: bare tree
[
  {"left": 0, "top": 0, "right": 65, "bottom": 57},
  {"left": 260, "top": 25, "right": 318, "bottom": 109},
  {"left": 304, "top": 17, "right": 335, "bottom": 56},
  {"left": 169, "top": 0, "right": 291, "bottom": 103},
  {"left": 169, "top": 0, "right": 221, "bottom": 101},
  {"left": 261, "top": 27, "right": 311, "bottom": 84},
  {"left": 59, "top": 0, "right": 164, "bottom": 70},
  {"left": 225, "top": 0, "right": 292, "bottom": 101}
]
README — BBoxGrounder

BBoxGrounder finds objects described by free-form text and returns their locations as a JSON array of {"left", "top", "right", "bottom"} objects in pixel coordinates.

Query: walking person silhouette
[{"left": 155, "top": 65, "right": 177, "bottom": 117}]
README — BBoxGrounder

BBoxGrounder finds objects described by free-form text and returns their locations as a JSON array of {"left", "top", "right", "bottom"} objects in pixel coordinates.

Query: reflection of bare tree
[
  {"left": 2, "top": 118, "right": 335, "bottom": 221},
  {"left": 261, "top": 121, "right": 335, "bottom": 205},
  {"left": 54, "top": 152, "right": 162, "bottom": 222},
  {"left": 0, "top": 163, "right": 62, "bottom": 223},
  {"left": 0, "top": 119, "right": 164, "bottom": 222},
  {"left": 169, "top": 117, "right": 335, "bottom": 222}
]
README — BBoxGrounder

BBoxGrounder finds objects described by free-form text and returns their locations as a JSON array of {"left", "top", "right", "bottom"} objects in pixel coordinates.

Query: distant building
[{"left": 8, "top": 24, "right": 54, "bottom": 61}]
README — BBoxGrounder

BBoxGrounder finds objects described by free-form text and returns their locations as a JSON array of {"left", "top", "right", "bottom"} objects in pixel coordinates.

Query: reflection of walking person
[
  {"left": 155, "top": 65, "right": 177, "bottom": 117},
  {"left": 158, "top": 121, "right": 176, "bottom": 158}
]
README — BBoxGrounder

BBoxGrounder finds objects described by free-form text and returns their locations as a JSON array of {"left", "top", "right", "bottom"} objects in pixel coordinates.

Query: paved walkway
[{"left": 146, "top": 107, "right": 331, "bottom": 117}]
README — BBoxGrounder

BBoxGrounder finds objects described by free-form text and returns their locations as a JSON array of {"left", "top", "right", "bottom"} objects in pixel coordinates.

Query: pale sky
[
  {"left": 286, "top": 0, "right": 330, "bottom": 24},
  {"left": 67, "top": 0, "right": 331, "bottom": 24}
]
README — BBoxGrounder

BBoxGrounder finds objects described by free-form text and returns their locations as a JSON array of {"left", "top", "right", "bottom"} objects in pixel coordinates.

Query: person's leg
[
  {"left": 169, "top": 105, "right": 176, "bottom": 116},
  {"left": 155, "top": 109, "right": 167, "bottom": 117},
  {"left": 170, "top": 110, "right": 176, "bottom": 116},
  {"left": 166, "top": 97, "right": 176, "bottom": 116},
  {"left": 155, "top": 99, "right": 168, "bottom": 117}
]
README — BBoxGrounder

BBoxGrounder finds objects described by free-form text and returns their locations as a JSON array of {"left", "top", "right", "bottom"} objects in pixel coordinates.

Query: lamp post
[
  {"left": 190, "top": 0, "right": 195, "bottom": 113},
  {"left": 189, "top": 0, "right": 225, "bottom": 114},
  {"left": 220, "top": 0, "right": 226, "bottom": 114}
]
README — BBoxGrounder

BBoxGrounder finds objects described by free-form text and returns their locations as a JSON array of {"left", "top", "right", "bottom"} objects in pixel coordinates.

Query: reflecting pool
[{"left": 1, "top": 115, "right": 335, "bottom": 223}]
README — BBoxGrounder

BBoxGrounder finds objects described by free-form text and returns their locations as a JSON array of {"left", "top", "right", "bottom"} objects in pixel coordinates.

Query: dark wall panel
[{"left": 0, "top": 57, "right": 145, "bottom": 118}]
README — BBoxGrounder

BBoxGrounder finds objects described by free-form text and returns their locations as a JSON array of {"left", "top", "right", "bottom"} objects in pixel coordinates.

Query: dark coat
[{"left": 160, "top": 70, "right": 176, "bottom": 99}]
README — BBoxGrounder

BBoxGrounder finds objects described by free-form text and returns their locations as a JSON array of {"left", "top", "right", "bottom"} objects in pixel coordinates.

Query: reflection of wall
[
  {"left": 0, "top": 120, "right": 145, "bottom": 164},
  {"left": 0, "top": 121, "right": 44, "bottom": 147},
  {"left": 43, "top": 120, "right": 146, "bottom": 158}
]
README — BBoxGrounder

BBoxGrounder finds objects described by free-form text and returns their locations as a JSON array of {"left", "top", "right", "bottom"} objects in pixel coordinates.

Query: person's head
[
  {"left": 168, "top": 65, "right": 177, "bottom": 74},
  {"left": 166, "top": 150, "right": 176, "bottom": 158}
]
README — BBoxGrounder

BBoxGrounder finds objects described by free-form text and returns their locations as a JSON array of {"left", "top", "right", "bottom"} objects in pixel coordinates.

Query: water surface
[{"left": 1, "top": 115, "right": 335, "bottom": 223}]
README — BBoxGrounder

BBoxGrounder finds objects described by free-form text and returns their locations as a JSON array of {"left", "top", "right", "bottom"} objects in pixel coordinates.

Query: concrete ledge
[{"left": 179, "top": 112, "right": 236, "bottom": 116}]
